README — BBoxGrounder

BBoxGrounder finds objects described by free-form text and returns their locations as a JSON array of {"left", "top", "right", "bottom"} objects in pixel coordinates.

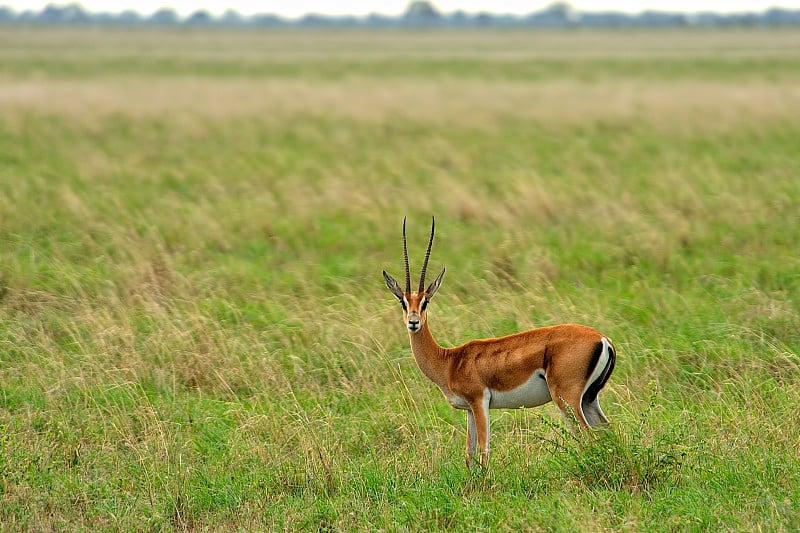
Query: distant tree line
[{"left": 1, "top": 1, "right": 800, "bottom": 28}]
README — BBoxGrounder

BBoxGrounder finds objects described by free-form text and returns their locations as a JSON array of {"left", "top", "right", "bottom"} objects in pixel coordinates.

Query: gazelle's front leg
[
  {"left": 465, "top": 409, "right": 478, "bottom": 467},
  {"left": 469, "top": 391, "right": 492, "bottom": 466}
]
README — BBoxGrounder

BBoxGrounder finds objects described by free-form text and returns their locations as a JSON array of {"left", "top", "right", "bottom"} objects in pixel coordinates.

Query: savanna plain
[{"left": 1, "top": 27, "right": 799, "bottom": 531}]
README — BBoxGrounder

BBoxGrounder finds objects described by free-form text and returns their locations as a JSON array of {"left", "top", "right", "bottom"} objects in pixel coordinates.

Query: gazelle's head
[{"left": 383, "top": 217, "right": 446, "bottom": 334}]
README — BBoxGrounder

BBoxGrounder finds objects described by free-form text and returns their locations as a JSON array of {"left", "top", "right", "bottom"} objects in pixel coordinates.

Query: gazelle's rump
[{"left": 580, "top": 337, "right": 615, "bottom": 427}]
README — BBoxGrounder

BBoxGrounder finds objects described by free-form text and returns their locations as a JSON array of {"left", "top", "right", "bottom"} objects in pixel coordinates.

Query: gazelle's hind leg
[
  {"left": 548, "top": 384, "right": 590, "bottom": 430},
  {"left": 581, "top": 397, "right": 609, "bottom": 428}
]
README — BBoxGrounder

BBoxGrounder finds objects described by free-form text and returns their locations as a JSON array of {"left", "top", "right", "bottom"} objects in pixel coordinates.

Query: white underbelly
[{"left": 489, "top": 370, "right": 552, "bottom": 409}]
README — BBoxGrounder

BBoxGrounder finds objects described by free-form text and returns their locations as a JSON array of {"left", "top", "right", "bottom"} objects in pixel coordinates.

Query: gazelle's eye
[
  {"left": 420, "top": 298, "right": 428, "bottom": 311},
  {"left": 401, "top": 297, "right": 408, "bottom": 311}
]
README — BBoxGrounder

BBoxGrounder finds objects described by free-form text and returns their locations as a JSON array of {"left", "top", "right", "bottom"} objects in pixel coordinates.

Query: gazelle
[{"left": 383, "top": 217, "right": 616, "bottom": 467}]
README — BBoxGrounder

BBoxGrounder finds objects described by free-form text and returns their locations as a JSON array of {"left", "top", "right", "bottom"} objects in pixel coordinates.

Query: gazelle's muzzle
[{"left": 406, "top": 311, "right": 421, "bottom": 332}]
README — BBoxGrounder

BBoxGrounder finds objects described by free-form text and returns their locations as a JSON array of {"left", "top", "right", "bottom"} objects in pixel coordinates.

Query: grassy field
[{"left": 1, "top": 27, "right": 799, "bottom": 531}]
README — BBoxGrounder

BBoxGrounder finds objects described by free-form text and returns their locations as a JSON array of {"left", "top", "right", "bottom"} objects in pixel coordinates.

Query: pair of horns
[{"left": 403, "top": 216, "right": 436, "bottom": 294}]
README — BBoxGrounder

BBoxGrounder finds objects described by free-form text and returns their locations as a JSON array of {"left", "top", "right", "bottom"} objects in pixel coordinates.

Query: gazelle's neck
[{"left": 408, "top": 321, "right": 450, "bottom": 389}]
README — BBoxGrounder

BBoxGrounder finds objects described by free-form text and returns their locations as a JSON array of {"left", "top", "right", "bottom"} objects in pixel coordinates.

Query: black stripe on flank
[
  {"left": 585, "top": 342, "right": 604, "bottom": 381},
  {"left": 583, "top": 342, "right": 616, "bottom": 405}
]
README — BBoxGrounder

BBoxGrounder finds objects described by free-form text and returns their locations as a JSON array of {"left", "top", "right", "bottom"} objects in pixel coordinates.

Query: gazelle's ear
[
  {"left": 383, "top": 271, "right": 404, "bottom": 301},
  {"left": 425, "top": 268, "right": 446, "bottom": 299}
]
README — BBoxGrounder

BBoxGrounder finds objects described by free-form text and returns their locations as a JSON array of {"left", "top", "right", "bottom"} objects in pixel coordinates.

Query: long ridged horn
[
  {"left": 419, "top": 216, "right": 435, "bottom": 293},
  {"left": 402, "top": 217, "right": 411, "bottom": 293}
]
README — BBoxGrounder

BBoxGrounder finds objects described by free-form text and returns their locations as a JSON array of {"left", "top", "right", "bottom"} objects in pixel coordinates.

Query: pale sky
[{"left": 4, "top": 1, "right": 800, "bottom": 18}]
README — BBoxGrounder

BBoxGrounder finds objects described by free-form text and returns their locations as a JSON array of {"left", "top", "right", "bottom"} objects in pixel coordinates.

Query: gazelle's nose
[{"left": 407, "top": 313, "right": 420, "bottom": 332}]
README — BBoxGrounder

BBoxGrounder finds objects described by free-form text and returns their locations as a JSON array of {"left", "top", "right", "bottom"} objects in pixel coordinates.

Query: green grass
[{"left": 1, "top": 27, "right": 800, "bottom": 531}]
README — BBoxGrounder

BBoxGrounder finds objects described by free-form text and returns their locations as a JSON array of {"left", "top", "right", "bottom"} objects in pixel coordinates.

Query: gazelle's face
[
  {"left": 383, "top": 269, "right": 444, "bottom": 335},
  {"left": 399, "top": 292, "right": 430, "bottom": 333}
]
